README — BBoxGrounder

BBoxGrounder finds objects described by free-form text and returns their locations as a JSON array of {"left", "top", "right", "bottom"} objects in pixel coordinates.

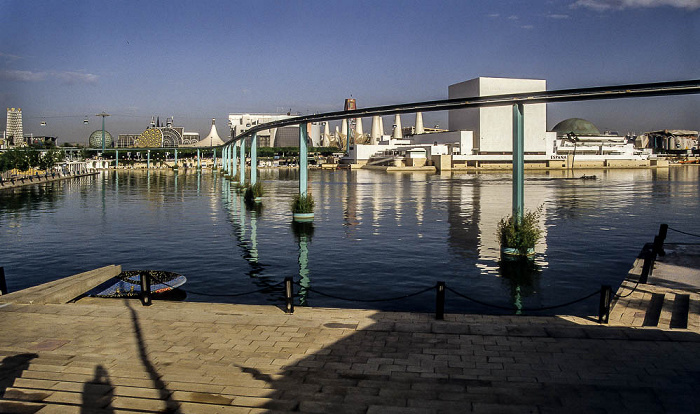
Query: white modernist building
[
  {"left": 448, "top": 77, "right": 549, "bottom": 154},
  {"left": 228, "top": 113, "right": 293, "bottom": 147},
  {"left": 228, "top": 113, "right": 322, "bottom": 147}
]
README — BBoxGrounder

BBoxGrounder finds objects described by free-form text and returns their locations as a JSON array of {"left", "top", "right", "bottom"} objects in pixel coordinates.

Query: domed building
[
  {"left": 88, "top": 129, "right": 113, "bottom": 148},
  {"left": 551, "top": 118, "right": 601, "bottom": 137}
]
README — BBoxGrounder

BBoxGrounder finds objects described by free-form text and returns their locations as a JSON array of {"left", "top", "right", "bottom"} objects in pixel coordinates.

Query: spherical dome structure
[
  {"left": 552, "top": 118, "right": 601, "bottom": 136},
  {"left": 88, "top": 130, "right": 113, "bottom": 148}
]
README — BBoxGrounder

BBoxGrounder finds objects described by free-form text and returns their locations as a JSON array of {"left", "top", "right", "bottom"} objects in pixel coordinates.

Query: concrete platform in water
[
  {"left": 0, "top": 254, "right": 699, "bottom": 413},
  {"left": 610, "top": 243, "right": 700, "bottom": 330}
]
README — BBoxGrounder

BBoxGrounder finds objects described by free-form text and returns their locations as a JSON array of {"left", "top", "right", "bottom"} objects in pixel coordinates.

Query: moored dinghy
[{"left": 91, "top": 270, "right": 186, "bottom": 298}]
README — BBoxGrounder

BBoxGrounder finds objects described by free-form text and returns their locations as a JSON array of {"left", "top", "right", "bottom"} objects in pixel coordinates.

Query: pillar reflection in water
[
  {"left": 498, "top": 257, "right": 541, "bottom": 314},
  {"left": 292, "top": 222, "right": 314, "bottom": 306}
]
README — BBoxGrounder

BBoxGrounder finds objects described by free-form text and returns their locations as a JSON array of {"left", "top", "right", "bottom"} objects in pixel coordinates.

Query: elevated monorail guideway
[
  {"left": 223, "top": 79, "right": 700, "bottom": 145},
  {"left": 217, "top": 79, "right": 699, "bottom": 222}
]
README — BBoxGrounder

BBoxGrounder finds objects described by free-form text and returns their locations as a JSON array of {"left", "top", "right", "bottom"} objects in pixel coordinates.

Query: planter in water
[
  {"left": 497, "top": 206, "right": 542, "bottom": 259},
  {"left": 291, "top": 193, "right": 315, "bottom": 222},
  {"left": 245, "top": 182, "right": 264, "bottom": 204},
  {"left": 292, "top": 212, "right": 314, "bottom": 222}
]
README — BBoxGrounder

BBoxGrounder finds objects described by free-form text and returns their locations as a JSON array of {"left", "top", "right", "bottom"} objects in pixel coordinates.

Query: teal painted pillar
[
  {"left": 147, "top": 150, "right": 151, "bottom": 169},
  {"left": 223, "top": 146, "right": 228, "bottom": 174},
  {"left": 239, "top": 139, "right": 245, "bottom": 187},
  {"left": 197, "top": 149, "right": 201, "bottom": 170},
  {"left": 213, "top": 148, "right": 217, "bottom": 169},
  {"left": 115, "top": 150, "right": 118, "bottom": 169},
  {"left": 251, "top": 133, "right": 258, "bottom": 186},
  {"left": 232, "top": 142, "right": 238, "bottom": 177},
  {"left": 512, "top": 103, "right": 524, "bottom": 223},
  {"left": 299, "top": 123, "right": 308, "bottom": 196},
  {"left": 174, "top": 148, "right": 178, "bottom": 170}
]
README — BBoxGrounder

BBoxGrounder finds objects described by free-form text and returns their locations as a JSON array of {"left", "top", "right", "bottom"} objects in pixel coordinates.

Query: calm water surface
[{"left": 1, "top": 167, "right": 699, "bottom": 316}]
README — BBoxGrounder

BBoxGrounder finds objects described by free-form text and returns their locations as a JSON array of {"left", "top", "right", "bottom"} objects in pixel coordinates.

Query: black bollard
[
  {"left": 639, "top": 245, "right": 656, "bottom": 284},
  {"left": 0, "top": 267, "right": 7, "bottom": 295},
  {"left": 284, "top": 277, "right": 294, "bottom": 314},
  {"left": 598, "top": 285, "right": 612, "bottom": 324},
  {"left": 435, "top": 281, "right": 445, "bottom": 320},
  {"left": 659, "top": 223, "right": 668, "bottom": 242},
  {"left": 140, "top": 273, "right": 151, "bottom": 306}
]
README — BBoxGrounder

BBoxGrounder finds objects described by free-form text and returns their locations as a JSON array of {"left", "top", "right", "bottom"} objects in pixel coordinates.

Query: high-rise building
[{"left": 6, "top": 108, "right": 24, "bottom": 146}]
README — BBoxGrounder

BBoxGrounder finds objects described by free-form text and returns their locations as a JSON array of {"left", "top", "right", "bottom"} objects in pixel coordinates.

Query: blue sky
[{"left": 1, "top": 0, "right": 698, "bottom": 143}]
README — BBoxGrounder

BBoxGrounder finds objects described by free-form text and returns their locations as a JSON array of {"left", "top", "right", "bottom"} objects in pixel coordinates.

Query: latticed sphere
[{"left": 88, "top": 130, "right": 113, "bottom": 148}]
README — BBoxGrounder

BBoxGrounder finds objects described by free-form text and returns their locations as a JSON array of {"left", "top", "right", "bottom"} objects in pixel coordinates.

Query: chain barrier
[
  {"left": 154, "top": 277, "right": 607, "bottom": 314},
  {"left": 161, "top": 279, "right": 285, "bottom": 298},
  {"left": 445, "top": 286, "right": 602, "bottom": 312},
  {"left": 667, "top": 226, "right": 700, "bottom": 239},
  {"left": 295, "top": 281, "right": 435, "bottom": 303},
  {"left": 613, "top": 279, "right": 640, "bottom": 299}
]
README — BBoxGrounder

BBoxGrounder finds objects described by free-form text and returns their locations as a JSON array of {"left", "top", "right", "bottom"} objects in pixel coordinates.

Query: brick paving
[{"left": 0, "top": 297, "right": 699, "bottom": 414}]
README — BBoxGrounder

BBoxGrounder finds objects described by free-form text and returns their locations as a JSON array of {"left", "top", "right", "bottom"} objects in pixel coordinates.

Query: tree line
[{"left": 0, "top": 148, "right": 64, "bottom": 173}]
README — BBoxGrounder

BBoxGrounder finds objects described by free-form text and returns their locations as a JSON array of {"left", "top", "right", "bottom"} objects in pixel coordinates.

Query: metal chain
[
  {"left": 667, "top": 226, "right": 700, "bottom": 238},
  {"left": 445, "top": 286, "right": 602, "bottom": 312},
  {"left": 298, "top": 282, "right": 435, "bottom": 303}
]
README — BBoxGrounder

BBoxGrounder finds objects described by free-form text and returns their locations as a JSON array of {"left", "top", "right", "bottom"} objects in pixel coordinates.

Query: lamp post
[{"left": 96, "top": 111, "right": 110, "bottom": 158}]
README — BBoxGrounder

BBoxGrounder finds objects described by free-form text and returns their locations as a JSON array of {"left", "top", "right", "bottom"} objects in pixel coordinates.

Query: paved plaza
[{"left": 0, "top": 298, "right": 699, "bottom": 414}]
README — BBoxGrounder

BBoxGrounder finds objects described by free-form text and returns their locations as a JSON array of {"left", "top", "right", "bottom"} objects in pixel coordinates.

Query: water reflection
[
  {"left": 498, "top": 258, "right": 542, "bottom": 314},
  {"left": 292, "top": 222, "right": 314, "bottom": 306}
]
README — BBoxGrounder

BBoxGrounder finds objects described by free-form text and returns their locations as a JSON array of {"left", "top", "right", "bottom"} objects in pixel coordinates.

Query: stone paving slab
[{"left": 1, "top": 298, "right": 699, "bottom": 413}]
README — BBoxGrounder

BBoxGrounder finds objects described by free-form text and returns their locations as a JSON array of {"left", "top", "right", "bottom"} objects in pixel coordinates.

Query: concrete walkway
[{"left": 1, "top": 298, "right": 699, "bottom": 414}]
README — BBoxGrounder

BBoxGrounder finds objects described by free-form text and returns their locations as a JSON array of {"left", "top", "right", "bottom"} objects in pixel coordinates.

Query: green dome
[
  {"left": 551, "top": 118, "right": 601, "bottom": 136},
  {"left": 88, "top": 130, "right": 113, "bottom": 148}
]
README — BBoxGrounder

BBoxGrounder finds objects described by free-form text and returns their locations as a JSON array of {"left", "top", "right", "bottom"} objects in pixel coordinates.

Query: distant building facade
[
  {"left": 5, "top": 108, "right": 24, "bottom": 147},
  {"left": 117, "top": 116, "right": 200, "bottom": 148}
]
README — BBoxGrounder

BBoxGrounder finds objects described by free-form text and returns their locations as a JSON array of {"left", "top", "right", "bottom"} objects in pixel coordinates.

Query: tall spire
[
  {"left": 392, "top": 114, "right": 403, "bottom": 139},
  {"left": 415, "top": 112, "right": 424, "bottom": 134}
]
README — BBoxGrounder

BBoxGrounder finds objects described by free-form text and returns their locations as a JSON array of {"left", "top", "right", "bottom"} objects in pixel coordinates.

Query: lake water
[{"left": 2, "top": 166, "right": 699, "bottom": 316}]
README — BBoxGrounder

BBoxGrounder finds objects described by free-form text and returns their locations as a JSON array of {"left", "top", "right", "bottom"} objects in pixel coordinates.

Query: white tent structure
[{"left": 194, "top": 118, "right": 224, "bottom": 147}]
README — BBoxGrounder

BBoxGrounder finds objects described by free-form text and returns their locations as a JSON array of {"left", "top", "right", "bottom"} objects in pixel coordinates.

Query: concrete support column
[
  {"left": 213, "top": 148, "right": 217, "bottom": 169},
  {"left": 299, "top": 124, "right": 308, "bottom": 197},
  {"left": 222, "top": 146, "right": 226, "bottom": 173},
  {"left": 147, "top": 150, "right": 151, "bottom": 169},
  {"left": 370, "top": 116, "right": 381, "bottom": 145},
  {"left": 115, "top": 150, "right": 119, "bottom": 169},
  {"left": 174, "top": 148, "right": 178, "bottom": 170},
  {"left": 232, "top": 142, "right": 238, "bottom": 177},
  {"left": 197, "top": 149, "right": 201, "bottom": 170},
  {"left": 512, "top": 103, "right": 524, "bottom": 223},
  {"left": 239, "top": 139, "right": 245, "bottom": 187},
  {"left": 251, "top": 133, "right": 258, "bottom": 186}
]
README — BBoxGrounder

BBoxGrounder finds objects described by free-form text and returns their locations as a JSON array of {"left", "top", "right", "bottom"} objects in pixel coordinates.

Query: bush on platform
[
  {"left": 291, "top": 193, "right": 315, "bottom": 214},
  {"left": 497, "top": 205, "right": 543, "bottom": 256},
  {"left": 244, "top": 182, "right": 264, "bottom": 202}
]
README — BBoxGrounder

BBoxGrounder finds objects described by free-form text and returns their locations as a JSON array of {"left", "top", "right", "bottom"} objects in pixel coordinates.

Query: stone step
[
  {"left": 641, "top": 292, "right": 699, "bottom": 330},
  {"left": 4, "top": 364, "right": 300, "bottom": 413}
]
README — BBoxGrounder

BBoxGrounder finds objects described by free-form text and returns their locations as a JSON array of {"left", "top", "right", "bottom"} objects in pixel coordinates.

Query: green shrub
[
  {"left": 497, "top": 205, "right": 543, "bottom": 255},
  {"left": 244, "top": 182, "right": 264, "bottom": 202},
  {"left": 291, "top": 193, "right": 315, "bottom": 214}
]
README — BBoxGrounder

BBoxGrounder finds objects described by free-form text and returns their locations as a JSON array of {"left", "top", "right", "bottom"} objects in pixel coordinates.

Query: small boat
[{"left": 91, "top": 270, "right": 186, "bottom": 298}]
